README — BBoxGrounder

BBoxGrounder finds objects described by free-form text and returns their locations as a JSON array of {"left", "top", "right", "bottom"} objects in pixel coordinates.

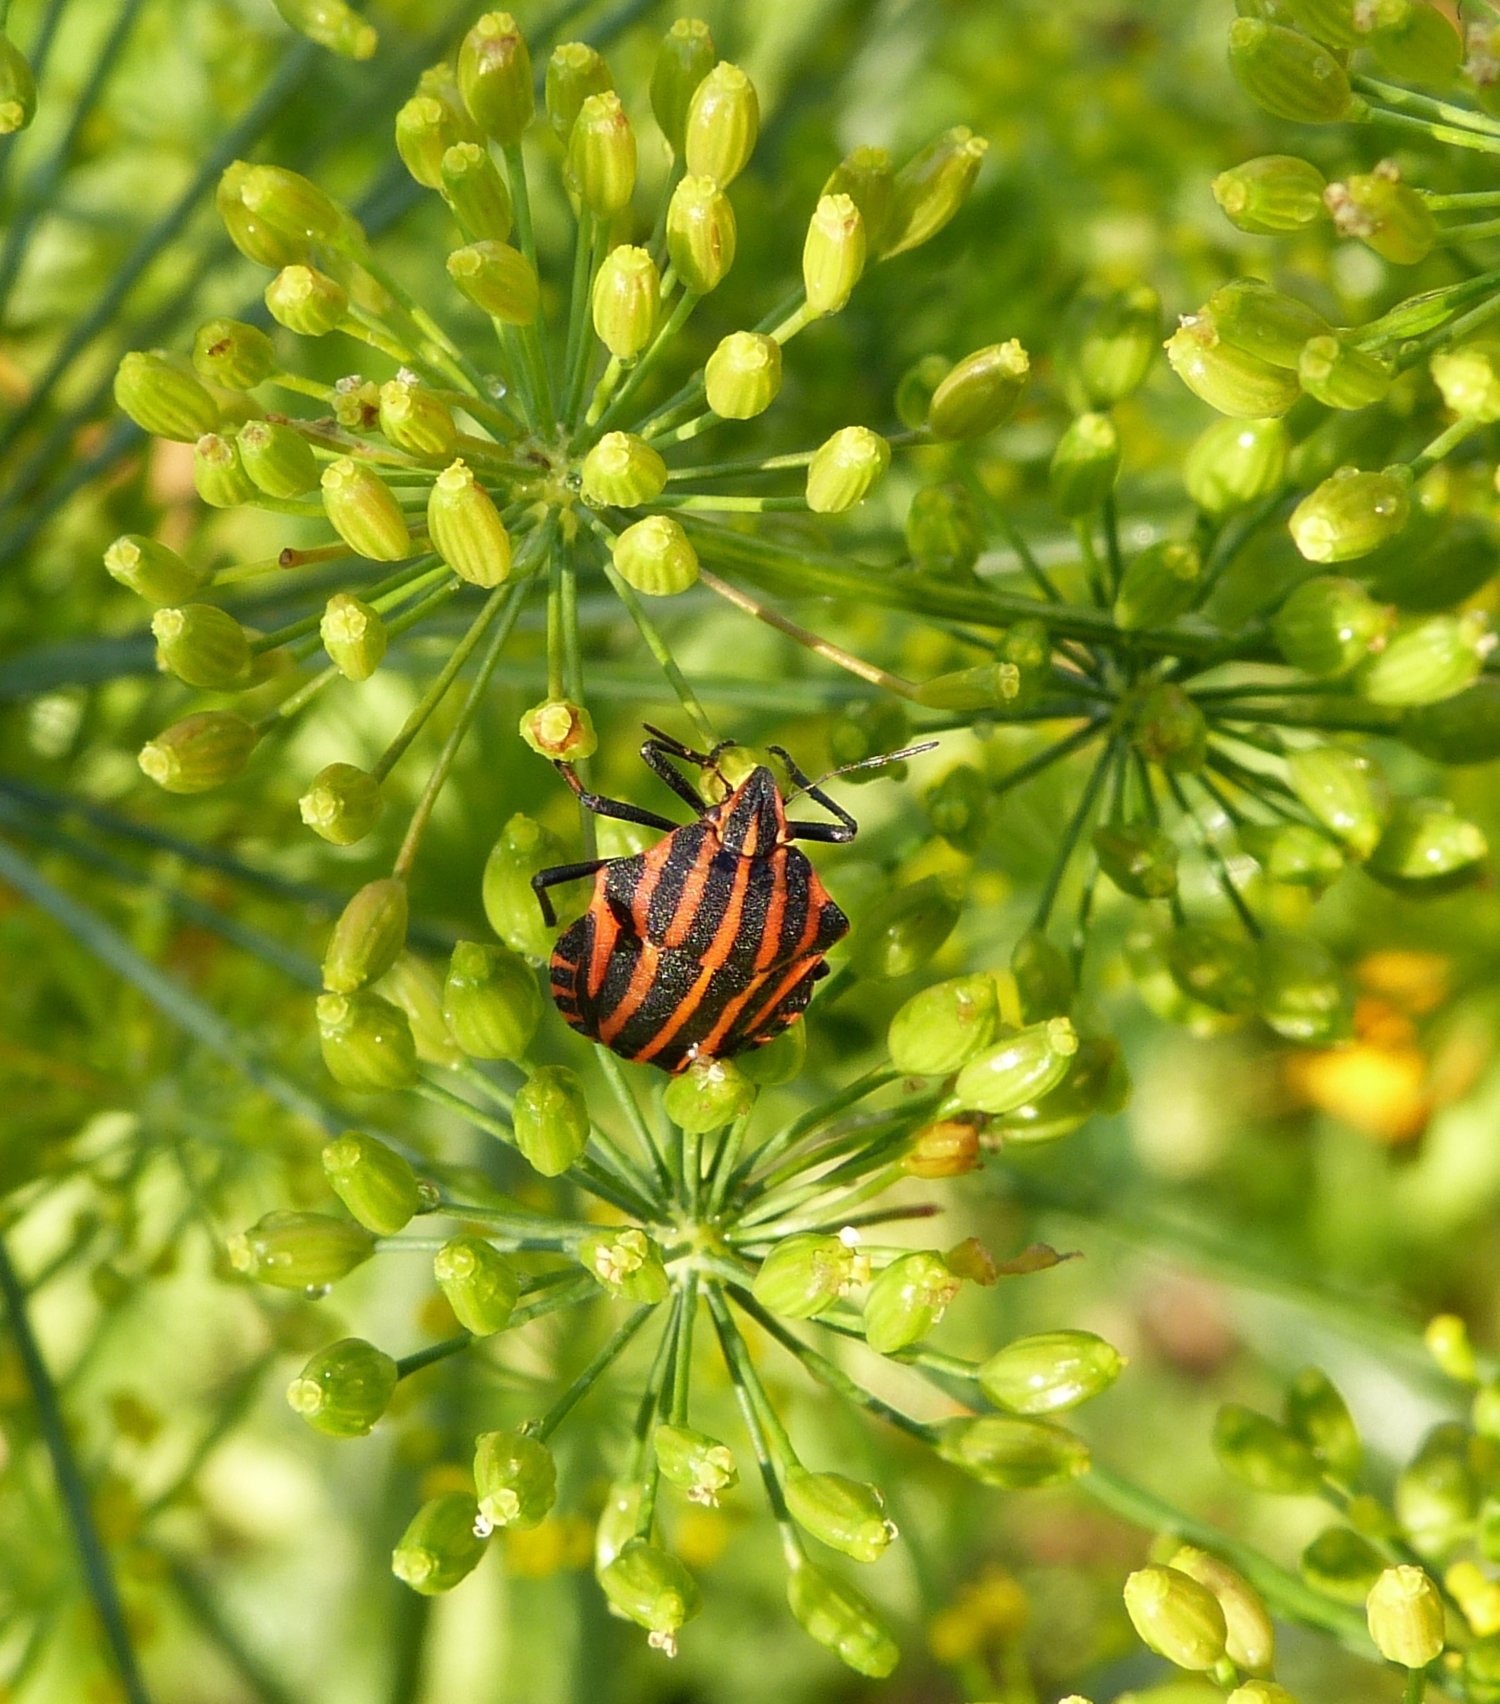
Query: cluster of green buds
[
  {"left": 227, "top": 934, "right": 1132, "bottom": 1668},
  {"left": 111, "top": 8, "right": 999, "bottom": 889}
]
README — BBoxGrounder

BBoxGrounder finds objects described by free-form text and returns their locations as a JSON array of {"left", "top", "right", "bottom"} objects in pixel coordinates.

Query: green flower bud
[
  {"left": 1112, "top": 540, "right": 1201, "bottom": 632},
  {"left": 1227, "top": 18, "right": 1359, "bottom": 122},
  {"left": 474, "top": 1428, "right": 555, "bottom": 1531},
  {"left": 1184, "top": 417, "right": 1289, "bottom": 516},
  {"left": 1397, "top": 1422, "right": 1478, "bottom": 1554},
  {"left": 1012, "top": 927, "right": 1073, "bottom": 1021},
  {"left": 273, "top": 0, "right": 375, "bottom": 56},
  {"left": 924, "top": 763, "right": 990, "bottom": 851},
  {"left": 1368, "top": 799, "right": 1488, "bottom": 891},
  {"left": 1049, "top": 412, "right": 1120, "bottom": 518},
  {"left": 1326, "top": 162, "right": 1437, "bottom": 266},
  {"left": 443, "top": 940, "right": 539, "bottom": 1061},
  {"left": 1056, "top": 282, "right": 1161, "bottom": 412},
  {"left": 458, "top": 12, "right": 533, "bottom": 145},
  {"left": 650, "top": 17, "right": 715, "bottom": 156},
  {"left": 512, "top": 1065, "right": 590, "bottom": 1176},
  {"left": 653, "top": 1423, "right": 737, "bottom": 1505},
  {"left": 434, "top": 1236, "right": 519, "bottom": 1335},
  {"left": 704, "top": 330, "right": 782, "bottom": 420},
  {"left": 824, "top": 145, "right": 894, "bottom": 258},
  {"left": 1093, "top": 822, "right": 1180, "bottom": 899},
  {"left": 322, "top": 878, "right": 408, "bottom": 995},
  {"left": 1210, "top": 278, "right": 1332, "bottom": 370},
  {"left": 903, "top": 1117, "right": 981, "bottom": 1178},
  {"left": 803, "top": 194, "right": 865, "bottom": 317},
  {"left": 592, "top": 245, "right": 660, "bottom": 359},
  {"left": 906, "top": 482, "right": 981, "bottom": 578},
  {"left": 1368, "top": 1, "right": 1461, "bottom": 83},
  {"left": 1299, "top": 335, "right": 1393, "bottom": 411},
  {"left": 1274, "top": 575, "right": 1390, "bottom": 677},
  {"left": 0, "top": 34, "right": 35, "bottom": 134},
  {"left": 895, "top": 352, "right": 951, "bottom": 430},
  {"left": 565, "top": 90, "right": 636, "bottom": 216},
  {"left": 884, "top": 125, "right": 988, "bottom": 258},
  {"left": 990, "top": 1035, "right": 1130, "bottom": 1145},
  {"left": 928, "top": 339, "right": 1030, "bottom": 440},
  {"left": 887, "top": 974, "right": 998, "bottom": 1076},
  {"left": 316, "top": 990, "right": 419, "bottom": 1091},
  {"left": 114, "top": 351, "right": 219, "bottom": 442},
  {"left": 1213, "top": 1402, "right": 1323, "bottom": 1493},
  {"left": 447, "top": 239, "right": 539, "bottom": 323},
  {"left": 286, "top": 1337, "right": 396, "bottom": 1436},
  {"left": 581, "top": 431, "right": 668, "bottom": 505},
  {"left": 1123, "top": 1565, "right": 1229, "bottom": 1672},
  {"left": 428, "top": 460, "right": 511, "bottom": 586},
  {"left": 936, "top": 1413, "right": 1091, "bottom": 1487},
  {"left": 1471, "top": 1638, "right": 1500, "bottom": 1704},
  {"left": 684, "top": 61, "right": 757, "bottom": 186},
  {"left": 1213, "top": 154, "right": 1328, "bottom": 234},
  {"left": 299, "top": 762, "right": 383, "bottom": 845},
  {"left": 979, "top": 1329, "right": 1125, "bottom": 1414},
  {"left": 753, "top": 1232, "right": 866, "bottom": 1319},
  {"left": 864, "top": 1251, "right": 960, "bottom": 1353},
  {"left": 483, "top": 814, "right": 582, "bottom": 959},
  {"left": 1258, "top": 932, "right": 1353, "bottom": 1044},
  {"left": 239, "top": 165, "right": 345, "bottom": 245},
  {"left": 662, "top": 1056, "right": 755, "bottom": 1133},
  {"left": 578, "top": 1227, "right": 670, "bottom": 1302},
  {"left": 739, "top": 1018, "right": 807, "bottom": 1086},
  {"left": 1133, "top": 682, "right": 1207, "bottom": 771},
  {"left": 374, "top": 953, "right": 462, "bottom": 1065},
  {"left": 1166, "top": 319, "right": 1301, "bottom": 419},
  {"left": 666, "top": 174, "right": 736, "bottom": 293},
  {"left": 264, "top": 263, "right": 347, "bottom": 337},
  {"left": 218, "top": 160, "right": 309, "bottom": 268},
  {"left": 193, "top": 318, "right": 274, "bottom": 390},
  {"left": 192, "top": 433, "right": 256, "bottom": 508},
  {"left": 786, "top": 1562, "right": 898, "bottom": 1678},
  {"left": 952, "top": 1014, "right": 1081, "bottom": 1116},
  {"left": 440, "top": 141, "right": 513, "bottom": 243},
  {"left": 847, "top": 875, "right": 961, "bottom": 980},
  {"left": 105, "top": 534, "right": 208, "bottom": 605},
  {"left": 1241, "top": 821, "right": 1344, "bottom": 889},
  {"left": 1286, "top": 1366, "right": 1361, "bottom": 1480},
  {"left": 1370, "top": 513, "right": 1496, "bottom": 614},
  {"left": 600, "top": 1540, "right": 701, "bottom": 1654},
  {"left": 320, "top": 591, "right": 388, "bottom": 682},
  {"left": 139, "top": 712, "right": 257, "bottom": 793},
  {"left": 1168, "top": 925, "right": 1259, "bottom": 1016},
  {"left": 1360, "top": 610, "right": 1493, "bottom": 707},
  {"left": 1285, "top": 0, "right": 1358, "bottom": 45},
  {"left": 392, "top": 1492, "right": 488, "bottom": 1595},
  {"left": 237, "top": 420, "right": 318, "bottom": 499},
  {"left": 1300, "top": 1526, "right": 1385, "bottom": 1604},
  {"left": 612, "top": 514, "right": 699, "bottom": 595},
  {"left": 1403, "top": 677, "right": 1500, "bottom": 764},
  {"left": 322, "top": 1132, "right": 419, "bottom": 1235},
  {"left": 227, "top": 1209, "right": 375, "bottom": 1290},
  {"left": 806, "top": 425, "right": 890, "bottom": 514},
  {"left": 519, "top": 698, "right": 598, "bottom": 761},
  {"left": 1366, "top": 1566, "right": 1445, "bottom": 1667},
  {"left": 1287, "top": 746, "right": 1388, "bottom": 858},
  {"left": 377, "top": 379, "right": 457, "bottom": 464},
  {"left": 322, "top": 458, "right": 412, "bottom": 561},
  {"left": 1292, "top": 466, "right": 1413, "bottom": 565},
  {"left": 545, "top": 41, "right": 612, "bottom": 142},
  {"left": 396, "top": 90, "right": 475, "bottom": 191},
  {"left": 151, "top": 604, "right": 250, "bottom": 689},
  {"left": 785, "top": 1470, "right": 896, "bottom": 1563}
]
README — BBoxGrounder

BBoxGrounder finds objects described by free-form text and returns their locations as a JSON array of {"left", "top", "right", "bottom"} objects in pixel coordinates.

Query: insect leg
[
  {"left": 639, "top": 739, "right": 711, "bottom": 813},
  {"left": 769, "top": 744, "right": 859, "bottom": 841},
  {"left": 556, "top": 762, "right": 680, "bottom": 833},
  {"left": 531, "top": 859, "right": 609, "bottom": 926}
]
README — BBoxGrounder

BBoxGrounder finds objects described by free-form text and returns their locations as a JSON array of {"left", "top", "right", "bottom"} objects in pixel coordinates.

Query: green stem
[
  {"left": 1405, "top": 1668, "right": 1429, "bottom": 1704},
  {"left": 1033, "top": 737, "right": 1116, "bottom": 930},
  {"left": 0, "top": 1236, "right": 154, "bottom": 1704},
  {"left": 1167, "top": 771, "right": 1261, "bottom": 940},
  {"left": 1359, "top": 100, "right": 1500, "bottom": 156},
  {"left": 592, "top": 288, "right": 700, "bottom": 441},
  {"left": 671, "top": 1272, "right": 697, "bottom": 1425},
  {"left": 704, "top": 1285, "right": 801, "bottom": 1558},
  {"left": 1408, "top": 415, "right": 1484, "bottom": 481},
  {"left": 730, "top": 1065, "right": 901, "bottom": 1198},
  {"left": 395, "top": 1332, "right": 472, "bottom": 1380},
  {"left": 631, "top": 1293, "right": 684, "bottom": 1538},
  {"left": 594, "top": 544, "right": 717, "bottom": 746},
  {"left": 1352, "top": 75, "right": 1500, "bottom": 140},
  {"left": 595, "top": 1046, "right": 675, "bottom": 1199},
  {"left": 535, "top": 1306, "right": 654, "bottom": 1441},
  {"left": 562, "top": 209, "right": 598, "bottom": 426}
]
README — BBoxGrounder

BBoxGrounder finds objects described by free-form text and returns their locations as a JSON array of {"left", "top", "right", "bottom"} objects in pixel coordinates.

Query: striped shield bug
[{"left": 533, "top": 728, "right": 933, "bottom": 1073}]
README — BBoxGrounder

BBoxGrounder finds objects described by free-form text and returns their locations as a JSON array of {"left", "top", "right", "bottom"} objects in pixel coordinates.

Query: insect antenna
[{"left": 778, "top": 741, "right": 940, "bottom": 802}]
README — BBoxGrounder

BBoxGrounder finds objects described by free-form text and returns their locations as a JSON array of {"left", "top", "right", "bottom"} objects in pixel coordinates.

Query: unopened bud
[
  {"left": 654, "top": 1424, "right": 737, "bottom": 1505},
  {"left": 322, "top": 878, "right": 408, "bottom": 994},
  {"left": 239, "top": 165, "right": 344, "bottom": 246},
  {"left": 545, "top": 41, "right": 612, "bottom": 142},
  {"left": 705, "top": 330, "right": 782, "bottom": 419},
  {"left": 458, "top": 12, "right": 533, "bottom": 146},
  {"left": 1215, "top": 1402, "right": 1324, "bottom": 1492},
  {"left": 1210, "top": 277, "right": 1332, "bottom": 368},
  {"left": 316, "top": 990, "right": 419, "bottom": 1091},
  {"left": 374, "top": 949, "right": 462, "bottom": 1064},
  {"left": 139, "top": 713, "right": 256, "bottom": 793},
  {"left": 666, "top": 174, "right": 736, "bottom": 293},
  {"left": 1242, "top": 821, "right": 1344, "bottom": 889},
  {"left": 1427, "top": 1313, "right": 1479, "bottom": 1383},
  {"left": 566, "top": 90, "right": 636, "bottom": 216},
  {"left": 784, "top": 1470, "right": 896, "bottom": 1562},
  {"left": 1368, "top": 0, "right": 1461, "bottom": 82},
  {"left": 1274, "top": 575, "right": 1391, "bottom": 676},
  {"left": 806, "top": 425, "right": 889, "bottom": 513},
  {"left": 1258, "top": 932, "right": 1354, "bottom": 1044},
  {"left": 238, "top": 419, "right": 319, "bottom": 498},
  {"left": 824, "top": 146, "right": 895, "bottom": 257},
  {"left": 1286, "top": 1365, "right": 1361, "bottom": 1479},
  {"left": 1011, "top": 928, "right": 1073, "bottom": 1021},
  {"left": 322, "top": 459, "right": 412, "bottom": 561},
  {"left": 392, "top": 1493, "right": 488, "bottom": 1595},
  {"left": 937, "top": 1413, "right": 1090, "bottom": 1487},
  {"left": 612, "top": 514, "right": 699, "bottom": 594},
  {"left": 1132, "top": 682, "right": 1207, "bottom": 771},
  {"left": 440, "top": 141, "right": 513, "bottom": 242},
  {"left": 447, "top": 239, "right": 539, "bottom": 323},
  {"left": 1114, "top": 540, "right": 1201, "bottom": 632},
  {"left": 115, "top": 351, "right": 219, "bottom": 442},
  {"left": 0, "top": 34, "right": 35, "bottom": 134},
  {"left": 273, "top": 0, "right": 375, "bottom": 58},
  {"left": 320, "top": 591, "right": 388, "bottom": 681},
  {"left": 954, "top": 1017, "right": 1079, "bottom": 1114},
  {"left": 1228, "top": 18, "right": 1359, "bottom": 121},
  {"left": 217, "top": 160, "right": 309, "bottom": 268},
  {"left": 1124, "top": 1565, "right": 1229, "bottom": 1671},
  {"left": 1368, "top": 799, "right": 1488, "bottom": 890},
  {"left": 803, "top": 194, "right": 865, "bottom": 316},
  {"left": 193, "top": 318, "right": 274, "bottom": 391},
  {"left": 592, "top": 245, "right": 659, "bottom": 359},
  {"left": 684, "top": 61, "right": 757, "bottom": 186},
  {"left": 1214, "top": 153, "right": 1328, "bottom": 233},
  {"left": 483, "top": 813, "right": 582, "bottom": 959},
  {"left": 152, "top": 604, "right": 251, "bottom": 689},
  {"left": 1287, "top": 745, "right": 1389, "bottom": 858},
  {"left": 1403, "top": 677, "right": 1500, "bottom": 765},
  {"left": 1057, "top": 282, "right": 1161, "bottom": 411},
  {"left": 738, "top": 1018, "right": 807, "bottom": 1086},
  {"left": 903, "top": 1118, "right": 981, "bottom": 1179},
  {"left": 884, "top": 125, "right": 988, "bottom": 258},
  {"left": 601, "top": 1539, "right": 700, "bottom": 1653},
  {"left": 847, "top": 875, "right": 960, "bottom": 980},
  {"left": 434, "top": 1236, "right": 519, "bottom": 1335},
  {"left": 662, "top": 1056, "right": 755, "bottom": 1133},
  {"left": 578, "top": 1227, "right": 670, "bottom": 1302},
  {"left": 864, "top": 1251, "right": 960, "bottom": 1353},
  {"left": 1301, "top": 1526, "right": 1385, "bottom": 1605},
  {"left": 1050, "top": 411, "right": 1120, "bottom": 517},
  {"left": 752, "top": 1232, "right": 864, "bottom": 1319},
  {"left": 651, "top": 18, "right": 715, "bottom": 156},
  {"left": 1360, "top": 610, "right": 1492, "bottom": 707},
  {"left": 907, "top": 481, "right": 981, "bottom": 578},
  {"left": 106, "top": 534, "right": 208, "bottom": 605},
  {"left": 924, "top": 763, "right": 990, "bottom": 851},
  {"left": 993, "top": 1034, "right": 1130, "bottom": 1145},
  {"left": 1300, "top": 335, "right": 1393, "bottom": 411},
  {"left": 300, "top": 762, "right": 383, "bottom": 845},
  {"left": 980, "top": 1330, "right": 1125, "bottom": 1414},
  {"left": 887, "top": 973, "right": 997, "bottom": 1076},
  {"left": 1166, "top": 317, "right": 1301, "bottom": 418},
  {"left": 513, "top": 1064, "right": 590, "bottom": 1175},
  {"left": 227, "top": 1209, "right": 375, "bottom": 1289},
  {"left": 581, "top": 430, "right": 668, "bottom": 505},
  {"left": 379, "top": 376, "right": 457, "bottom": 458},
  {"left": 1168, "top": 925, "right": 1258, "bottom": 1016},
  {"left": 786, "top": 1562, "right": 898, "bottom": 1678},
  {"left": 1366, "top": 1565, "right": 1445, "bottom": 1667},
  {"left": 396, "top": 87, "right": 476, "bottom": 190},
  {"left": 1093, "top": 822, "right": 1179, "bottom": 899},
  {"left": 928, "top": 339, "right": 1029, "bottom": 440},
  {"left": 474, "top": 1428, "right": 555, "bottom": 1530},
  {"left": 322, "top": 1131, "right": 419, "bottom": 1234},
  {"left": 1184, "top": 416, "right": 1289, "bottom": 516},
  {"left": 443, "top": 939, "right": 541, "bottom": 1061},
  {"left": 265, "top": 264, "right": 348, "bottom": 337},
  {"left": 287, "top": 1338, "right": 395, "bottom": 1436},
  {"left": 192, "top": 433, "right": 256, "bottom": 508},
  {"left": 428, "top": 459, "right": 511, "bottom": 586},
  {"left": 1325, "top": 163, "right": 1436, "bottom": 266},
  {"left": 519, "top": 698, "right": 598, "bottom": 760}
]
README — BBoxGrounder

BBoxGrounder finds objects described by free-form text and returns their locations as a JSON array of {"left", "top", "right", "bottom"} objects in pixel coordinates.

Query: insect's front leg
[
  {"left": 531, "top": 859, "right": 609, "bottom": 926},
  {"left": 769, "top": 744, "right": 859, "bottom": 841},
  {"left": 555, "top": 762, "right": 680, "bottom": 833}
]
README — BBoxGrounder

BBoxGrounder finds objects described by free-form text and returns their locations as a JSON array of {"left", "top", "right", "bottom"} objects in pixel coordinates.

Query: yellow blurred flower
[{"left": 505, "top": 1513, "right": 593, "bottom": 1578}]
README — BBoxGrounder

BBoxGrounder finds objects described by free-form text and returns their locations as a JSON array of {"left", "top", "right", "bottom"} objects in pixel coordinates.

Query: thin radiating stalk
[
  {"left": 1032, "top": 737, "right": 1118, "bottom": 930},
  {"left": 536, "top": 1306, "right": 653, "bottom": 1441}
]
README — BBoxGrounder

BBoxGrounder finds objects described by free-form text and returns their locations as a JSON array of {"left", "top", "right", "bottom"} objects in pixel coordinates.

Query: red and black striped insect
[{"left": 533, "top": 729, "right": 930, "bottom": 1074}]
